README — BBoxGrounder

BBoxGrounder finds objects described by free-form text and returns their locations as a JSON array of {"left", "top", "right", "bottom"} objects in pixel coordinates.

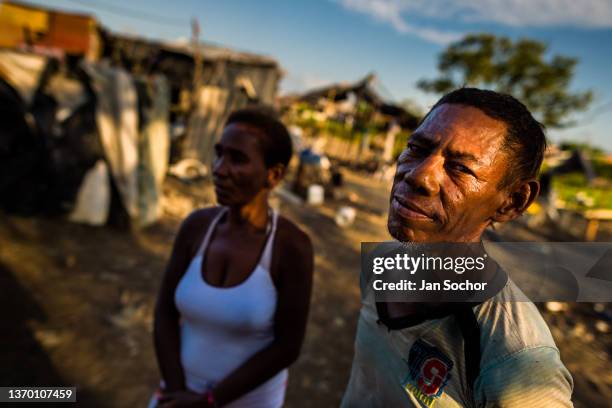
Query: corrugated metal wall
[{"left": 184, "top": 61, "right": 281, "bottom": 166}]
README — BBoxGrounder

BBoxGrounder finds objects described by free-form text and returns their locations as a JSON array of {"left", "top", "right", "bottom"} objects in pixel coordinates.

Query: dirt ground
[{"left": 1, "top": 169, "right": 610, "bottom": 407}]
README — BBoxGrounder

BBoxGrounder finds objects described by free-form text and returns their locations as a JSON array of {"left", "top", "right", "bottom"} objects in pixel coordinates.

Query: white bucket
[{"left": 307, "top": 184, "right": 324, "bottom": 205}]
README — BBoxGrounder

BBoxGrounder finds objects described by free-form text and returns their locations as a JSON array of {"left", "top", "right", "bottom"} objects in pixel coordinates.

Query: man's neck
[
  {"left": 385, "top": 301, "right": 453, "bottom": 321},
  {"left": 383, "top": 237, "right": 489, "bottom": 322}
]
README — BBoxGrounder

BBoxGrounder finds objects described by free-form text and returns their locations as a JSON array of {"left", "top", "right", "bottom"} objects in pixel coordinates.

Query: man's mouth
[
  {"left": 213, "top": 180, "right": 232, "bottom": 195},
  {"left": 392, "top": 195, "right": 434, "bottom": 221}
]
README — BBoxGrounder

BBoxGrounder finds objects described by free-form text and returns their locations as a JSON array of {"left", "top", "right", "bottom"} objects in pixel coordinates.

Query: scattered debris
[
  {"left": 32, "top": 329, "right": 65, "bottom": 348},
  {"left": 546, "top": 301, "right": 569, "bottom": 312},
  {"left": 64, "top": 255, "right": 77, "bottom": 269},
  {"left": 335, "top": 206, "right": 356, "bottom": 228},
  {"left": 333, "top": 317, "right": 346, "bottom": 328},
  {"left": 593, "top": 303, "right": 606, "bottom": 313},
  {"left": 595, "top": 320, "right": 609, "bottom": 333},
  {"left": 168, "top": 158, "right": 208, "bottom": 181}
]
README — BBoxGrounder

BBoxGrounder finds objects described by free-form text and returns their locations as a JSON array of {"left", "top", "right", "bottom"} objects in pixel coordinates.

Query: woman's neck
[{"left": 226, "top": 191, "right": 270, "bottom": 232}]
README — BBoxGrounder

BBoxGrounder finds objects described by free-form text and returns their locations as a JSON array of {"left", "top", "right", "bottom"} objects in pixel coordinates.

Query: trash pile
[{"left": 0, "top": 49, "right": 170, "bottom": 227}]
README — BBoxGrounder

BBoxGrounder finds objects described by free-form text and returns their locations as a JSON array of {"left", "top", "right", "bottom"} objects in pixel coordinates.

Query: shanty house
[
  {"left": 107, "top": 34, "right": 282, "bottom": 165},
  {"left": 0, "top": 1, "right": 282, "bottom": 227},
  {"left": 284, "top": 74, "right": 419, "bottom": 165}
]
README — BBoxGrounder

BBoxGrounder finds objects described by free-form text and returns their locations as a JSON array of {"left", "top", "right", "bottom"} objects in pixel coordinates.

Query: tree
[{"left": 417, "top": 34, "right": 593, "bottom": 128}]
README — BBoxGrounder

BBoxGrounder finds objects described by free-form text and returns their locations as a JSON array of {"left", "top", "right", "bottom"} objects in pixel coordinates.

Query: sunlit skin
[
  {"left": 211, "top": 123, "right": 285, "bottom": 245},
  {"left": 385, "top": 103, "right": 540, "bottom": 319},
  {"left": 388, "top": 103, "right": 540, "bottom": 244}
]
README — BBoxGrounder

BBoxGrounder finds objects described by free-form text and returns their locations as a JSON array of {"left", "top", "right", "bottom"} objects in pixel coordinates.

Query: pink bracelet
[{"left": 205, "top": 390, "right": 217, "bottom": 407}]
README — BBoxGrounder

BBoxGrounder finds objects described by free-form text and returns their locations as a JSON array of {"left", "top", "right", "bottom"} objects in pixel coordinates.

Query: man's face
[{"left": 388, "top": 103, "right": 512, "bottom": 243}]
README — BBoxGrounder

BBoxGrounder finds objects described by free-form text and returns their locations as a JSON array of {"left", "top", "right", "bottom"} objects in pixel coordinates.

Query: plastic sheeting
[
  {"left": 137, "top": 75, "right": 170, "bottom": 226},
  {"left": 83, "top": 62, "right": 140, "bottom": 221},
  {"left": 0, "top": 50, "right": 47, "bottom": 106},
  {"left": 0, "top": 50, "right": 104, "bottom": 215},
  {"left": 0, "top": 49, "right": 169, "bottom": 226},
  {"left": 0, "top": 75, "right": 49, "bottom": 214},
  {"left": 82, "top": 63, "right": 170, "bottom": 226},
  {"left": 68, "top": 160, "right": 110, "bottom": 225},
  {"left": 45, "top": 73, "right": 88, "bottom": 122}
]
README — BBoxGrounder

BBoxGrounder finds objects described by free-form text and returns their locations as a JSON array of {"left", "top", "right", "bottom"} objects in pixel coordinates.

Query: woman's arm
[
  {"left": 212, "top": 220, "right": 314, "bottom": 406},
  {"left": 153, "top": 210, "right": 211, "bottom": 392}
]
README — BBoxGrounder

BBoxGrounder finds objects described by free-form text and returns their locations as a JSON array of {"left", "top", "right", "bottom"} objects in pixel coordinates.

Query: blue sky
[{"left": 31, "top": 0, "right": 612, "bottom": 151}]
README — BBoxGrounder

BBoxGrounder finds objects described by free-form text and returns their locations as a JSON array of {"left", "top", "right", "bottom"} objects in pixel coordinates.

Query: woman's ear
[
  {"left": 492, "top": 179, "right": 540, "bottom": 223},
  {"left": 266, "top": 164, "right": 286, "bottom": 189}
]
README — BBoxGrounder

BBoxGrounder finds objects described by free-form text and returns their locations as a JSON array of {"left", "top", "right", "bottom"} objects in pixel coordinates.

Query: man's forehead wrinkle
[
  {"left": 410, "top": 131, "right": 437, "bottom": 146},
  {"left": 486, "top": 140, "right": 513, "bottom": 171},
  {"left": 446, "top": 149, "right": 480, "bottom": 164},
  {"left": 411, "top": 126, "right": 490, "bottom": 167},
  {"left": 415, "top": 104, "right": 508, "bottom": 168}
]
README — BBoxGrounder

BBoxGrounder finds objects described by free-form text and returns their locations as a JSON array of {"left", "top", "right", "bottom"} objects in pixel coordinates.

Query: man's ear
[
  {"left": 492, "top": 179, "right": 540, "bottom": 223},
  {"left": 266, "top": 164, "right": 286, "bottom": 189}
]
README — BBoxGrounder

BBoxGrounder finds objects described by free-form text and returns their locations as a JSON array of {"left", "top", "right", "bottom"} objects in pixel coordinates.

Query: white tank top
[{"left": 174, "top": 207, "right": 287, "bottom": 408}]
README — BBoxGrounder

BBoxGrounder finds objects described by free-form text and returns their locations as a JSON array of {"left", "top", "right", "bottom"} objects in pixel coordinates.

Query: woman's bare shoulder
[
  {"left": 182, "top": 206, "right": 224, "bottom": 228},
  {"left": 275, "top": 215, "right": 312, "bottom": 257},
  {"left": 176, "top": 206, "right": 224, "bottom": 247}
]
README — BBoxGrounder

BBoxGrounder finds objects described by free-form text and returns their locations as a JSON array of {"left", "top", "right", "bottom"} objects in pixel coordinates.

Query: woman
[{"left": 152, "top": 108, "right": 314, "bottom": 407}]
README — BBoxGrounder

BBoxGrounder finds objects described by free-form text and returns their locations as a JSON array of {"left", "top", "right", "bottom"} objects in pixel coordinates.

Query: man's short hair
[
  {"left": 225, "top": 106, "right": 293, "bottom": 169},
  {"left": 425, "top": 88, "right": 547, "bottom": 188}
]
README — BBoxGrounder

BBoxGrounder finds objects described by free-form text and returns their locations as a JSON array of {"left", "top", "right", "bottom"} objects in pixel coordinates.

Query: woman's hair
[{"left": 225, "top": 106, "right": 293, "bottom": 169}]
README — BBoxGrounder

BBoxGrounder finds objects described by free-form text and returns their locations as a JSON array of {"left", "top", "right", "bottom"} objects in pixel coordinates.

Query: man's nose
[
  {"left": 212, "top": 155, "right": 228, "bottom": 177},
  {"left": 402, "top": 155, "right": 442, "bottom": 196}
]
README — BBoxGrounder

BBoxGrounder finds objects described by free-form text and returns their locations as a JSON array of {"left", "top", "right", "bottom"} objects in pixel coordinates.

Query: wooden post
[
  {"left": 584, "top": 209, "right": 612, "bottom": 241},
  {"left": 585, "top": 219, "right": 600, "bottom": 242},
  {"left": 383, "top": 121, "right": 400, "bottom": 162},
  {"left": 183, "top": 17, "right": 204, "bottom": 160},
  {"left": 191, "top": 17, "right": 203, "bottom": 109}
]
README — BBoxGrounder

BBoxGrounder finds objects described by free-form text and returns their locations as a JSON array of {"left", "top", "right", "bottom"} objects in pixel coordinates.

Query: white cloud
[
  {"left": 336, "top": 0, "right": 612, "bottom": 44},
  {"left": 337, "top": 0, "right": 462, "bottom": 44},
  {"left": 422, "top": 0, "right": 612, "bottom": 28}
]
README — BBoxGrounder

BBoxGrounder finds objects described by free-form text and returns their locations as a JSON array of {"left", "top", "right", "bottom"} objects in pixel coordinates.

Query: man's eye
[
  {"left": 231, "top": 153, "right": 248, "bottom": 163},
  {"left": 407, "top": 143, "right": 426, "bottom": 156},
  {"left": 449, "top": 162, "right": 473, "bottom": 175}
]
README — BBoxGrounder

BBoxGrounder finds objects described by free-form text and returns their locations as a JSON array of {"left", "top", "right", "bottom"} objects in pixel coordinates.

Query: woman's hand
[{"left": 157, "top": 390, "right": 208, "bottom": 408}]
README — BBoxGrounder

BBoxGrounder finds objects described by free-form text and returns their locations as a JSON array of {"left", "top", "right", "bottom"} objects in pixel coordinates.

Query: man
[{"left": 342, "top": 88, "right": 573, "bottom": 407}]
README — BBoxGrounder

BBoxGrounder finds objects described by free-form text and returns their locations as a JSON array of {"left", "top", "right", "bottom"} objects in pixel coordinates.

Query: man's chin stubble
[{"left": 388, "top": 221, "right": 416, "bottom": 242}]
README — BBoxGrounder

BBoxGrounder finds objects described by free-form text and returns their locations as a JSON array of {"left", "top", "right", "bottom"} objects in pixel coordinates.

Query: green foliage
[
  {"left": 324, "top": 119, "right": 355, "bottom": 140},
  {"left": 294, "top": 116, "right": 318, "bottom": 130},
  {"left": 593, "top": 159, "right": 612, "bottom": 180},
  {"left": 418, "top": 33, "right": 593, "bottom": 128},
  {"left": 553, "top": 173, "right": 612, "bottom": 209},
  {"left": 556, "top": 173, "right": 589, "bottom": 188}
]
